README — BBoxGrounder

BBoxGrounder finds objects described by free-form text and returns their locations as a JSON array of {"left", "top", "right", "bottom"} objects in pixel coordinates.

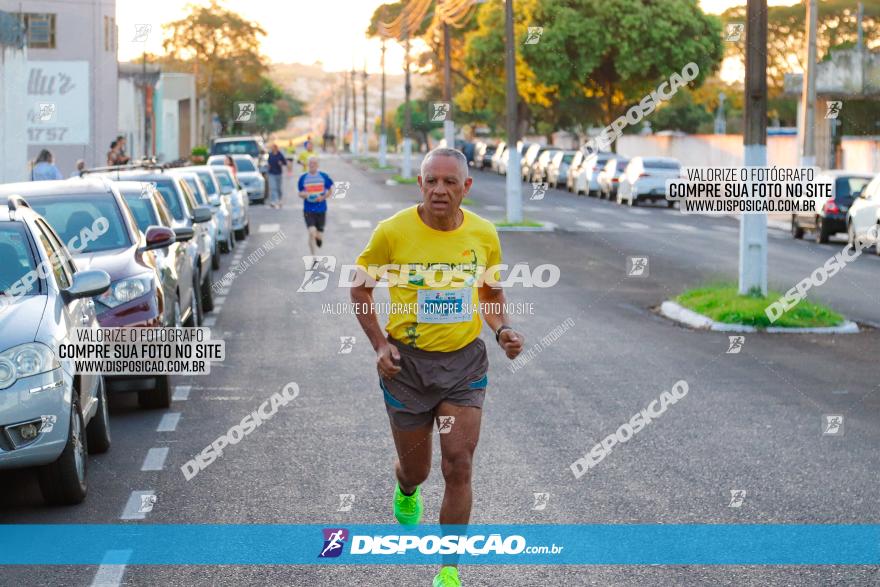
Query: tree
[
  {"left": 650, "top": 90, "right": 713, "bottom": 133},
  {"left": 162, "top": 0, "right": 268, "bottom": 131}
]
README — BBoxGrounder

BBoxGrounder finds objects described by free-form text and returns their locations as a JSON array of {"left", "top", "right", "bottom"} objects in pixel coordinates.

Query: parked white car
[
  {"left": 617, "top": 157, "right": 682, "bottom": 207},
  {"left": 846, "top": 173, "right": 880, "bottom": 254},
  {"left": 573, "top": 152, "right": 614, "bottom": 196}
]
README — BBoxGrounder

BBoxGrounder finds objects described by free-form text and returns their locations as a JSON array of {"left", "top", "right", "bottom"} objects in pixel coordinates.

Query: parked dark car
[
  {"left": 474, "top": 142, "right": 497, "bottom": 171},
  {"left": 117, "top": 181, "right": 200, "bottom": 327},
  {"left": 0, "top": 178, "right": 178, "bottom": 408},
  {"left": 792, "top": 172, "right": 873, "bottom": 243}
]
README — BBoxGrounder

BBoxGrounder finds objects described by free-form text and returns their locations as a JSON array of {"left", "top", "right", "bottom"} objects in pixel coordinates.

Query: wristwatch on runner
[{"left": 495, "top": 325, "right": 513, "bottom": 343}]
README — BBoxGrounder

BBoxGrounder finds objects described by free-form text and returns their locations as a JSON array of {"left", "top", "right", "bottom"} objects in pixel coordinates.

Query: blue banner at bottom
[{"left": 0, "top": 524, "right": 877, "bottom": 565}]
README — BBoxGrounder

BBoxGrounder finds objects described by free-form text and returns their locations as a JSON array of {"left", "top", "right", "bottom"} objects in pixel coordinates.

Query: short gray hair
[{"left": 420, "top": 147, "right": 468, "bottom": 178}]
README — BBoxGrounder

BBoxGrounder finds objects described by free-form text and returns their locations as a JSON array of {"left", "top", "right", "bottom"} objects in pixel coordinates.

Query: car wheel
[
  {"left": 815, "top": 217, "right": 830, "bottom": 244},
  {"left": 791, "top": 215, "right": 804, "bottom": 239},
  {"left": 192, "top": 271, "right": 203, "bottom": 325},
  {"left": 229, "top": 233, "right": 235, "bottom": 251},
  {"left": 183, "top": 288, "right": 198, "bottom": 327},
  {"left": 211, "top": 246, "right": 221, "bottom": 270},
  {"left": 667, "top": 200, "right": 675, "bottom": 208},
  {"left": 220, "top": 237, "right": 229, "bottom": 254},
  {"left": 138, "top": 374, "right": 172, "bottom": 409},
  {"left": 38, "top": 392, "right": 88, "bottom": 505},
  {"left": 234, "top": 228, "right": 246, "bottom": 241},
  {"left": 244, "top": 222, "right": 250, "bottom": 237},
  {"left": 86, "top": 376, "right": 111, "bottom": 455},
  {"left": 201, "top": 267, "right": 215, "bottom": 312}
]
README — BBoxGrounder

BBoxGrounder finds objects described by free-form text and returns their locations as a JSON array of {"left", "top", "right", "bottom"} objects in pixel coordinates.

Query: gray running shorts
[{"left": 379, "top": 336, "right": 489, "bottom": 430}]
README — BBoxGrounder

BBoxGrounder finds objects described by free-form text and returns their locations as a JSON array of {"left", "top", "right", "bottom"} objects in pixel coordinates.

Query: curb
[
  {"left": 659, "top": 300, "right": 859, "bottom": 334},
  {"left": 495, "top": 222, "right": 556, "bottom": 233}
]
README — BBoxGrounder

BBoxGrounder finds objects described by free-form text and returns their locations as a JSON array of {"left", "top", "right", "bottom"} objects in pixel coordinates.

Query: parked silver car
[
  {"left": 209, "top": 154, "right": 266, "bottom": 204},
  {"left": 178, "top": 165, "right": 236, "bottom": 254},
  {"left": 0, "top": 196, "right": 111, "bottom": 504},
  {"left": 211, "top": 165, "right": 250, "bottom": 241},
  {"left": 171, "top": 170, "right": 224, "bottom": 270}
]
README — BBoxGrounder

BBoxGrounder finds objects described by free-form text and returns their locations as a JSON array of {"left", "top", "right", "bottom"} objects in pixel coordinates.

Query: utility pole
[
  {"left": 504, "top": 0, "right": 522, "bottom": 223},
  {"left": 351, "top": 68, "right": 359, "bottom": 156},
  {"left": 379, "top": 39, "right": 388, "bottom": 167},
  {"left": 442, "top": 19, "right": 455, "bottom": 148},
  {"left": 343, "top": 72, "right": 350, "bottom": 152},
  {"left": 363, "top": 62, "right": 369, "bottom": 152},
  {"left": 402, "top": 25, "right": 413, "bottom": 179},
  {"left": 800, "top": 0, "right": 818, "bottom": 167},
  {"left": 740, "top": 0, "right": 768, "bottom": 296}
]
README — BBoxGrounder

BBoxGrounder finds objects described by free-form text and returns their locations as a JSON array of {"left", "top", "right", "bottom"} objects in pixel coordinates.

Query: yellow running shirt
[{"left": 355, "top": 205, "right": 502, "bottom": 352}]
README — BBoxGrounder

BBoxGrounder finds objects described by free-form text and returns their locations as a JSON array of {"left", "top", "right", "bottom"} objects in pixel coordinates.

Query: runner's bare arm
[
  {"left": 478, "top": 282, "right": 523, "bottom": 360},
  {"left": 351, "top": 268, "right": 401, "bottom": 376}
]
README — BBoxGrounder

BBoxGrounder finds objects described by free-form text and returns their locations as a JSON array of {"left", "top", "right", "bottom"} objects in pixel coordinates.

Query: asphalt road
[{"left": 1, "top": 155, "right": 878, "bottom": 586}]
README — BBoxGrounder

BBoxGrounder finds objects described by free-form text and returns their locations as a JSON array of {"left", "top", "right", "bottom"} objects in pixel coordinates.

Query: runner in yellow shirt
[{"left": 351, "top": 148, "right": 524, "bottom": 587}]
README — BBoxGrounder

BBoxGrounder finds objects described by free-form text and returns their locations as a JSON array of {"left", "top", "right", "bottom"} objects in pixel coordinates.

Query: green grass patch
[
  {"left": 494, "top": 219, "right": 544, "bottom": 228},
  {"left": 392, "top": 174, "right": 418, "bottom": 184},
  {"left": 675, "top": 283, "right": 844, "bottom": 329}
]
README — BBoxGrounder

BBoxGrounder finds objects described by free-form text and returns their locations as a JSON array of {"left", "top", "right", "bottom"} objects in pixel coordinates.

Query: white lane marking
[
  {"left": 216, "top": 288, "right": 230, "bottom": 296},
  {"left": 172, "top": 385, "right": 191, "bottom": 401},
  {"left": 668, "top": 223, "right": 698, "bottom": 232},
  {"left": 157, "top": 413, "right": 181, "bottom": 432},
  {"left": 202, "top": 316, "right": 217, "bottom": 327},
  {"left": 576, "top": 221, "right": 604, "bottom": 231},
  {"left": 628, "top": 208, "right": 649, "bottom": 215},
  {"left": 90, "top": 550, "right": 132, "bottom": 587},
  {"left": 121, "top": 490, "right": 156, "bottom": 520},
  {"left": 484, "top": 205, "right": 503, "bottom": 211},
  {"left": 258, "top": 224, "right": 280, "bottom": 233},
  {"left": 141, "top": 448, "right": 169, "bottom": 471},
  {"left": 214, "top": 296, "right": 226, "bottom": 305},
  {"left": 375, "top": 203, "right": 393, "bottom": 209},
  {"left": 349, "top": 220, "right": 372, "bottom": 228},
  {"left": 622, "top": 222, "right": 650, "bottom": 230}
]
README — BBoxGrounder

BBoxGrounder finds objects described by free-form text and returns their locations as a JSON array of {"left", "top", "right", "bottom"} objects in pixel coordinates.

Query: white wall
[
  {"left": 616, "top": 134, "right": 800, "bottom": 168},
  {"left": 0, "top": 44, "right": 28, "bottom": 183}
]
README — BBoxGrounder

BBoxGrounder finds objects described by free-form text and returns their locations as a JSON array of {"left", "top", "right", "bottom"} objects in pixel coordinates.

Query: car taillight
[
  {"left": 638, "top": 173, "right": 650, "bottom": 178},
  {"left": 823, "top": 199, "right": 839, "bottom": 214}
]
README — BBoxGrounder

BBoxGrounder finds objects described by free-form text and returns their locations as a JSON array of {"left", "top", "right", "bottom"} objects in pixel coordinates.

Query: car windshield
[
  {"left": 196, "top": 171, "right": 218, "bottom": 195},
  {"left": 0, "top": 222, "right": 39, "bottom": 297},
  {"left": 181, "top": 177, "right": 207, "bottom": 205},
  {"left": 835, "top": 177, "right": 870, "bottom": 205},
  {"left": 645, "top": 160, "right": 680, "bottom": 170},
  {"left": 153, "top": 180, "right": 185, "bottom": 221},
  {"left": 235, "top": 158, "right": 256, "bottom": 172},
  {"left": 563, "top": 154, "right": 574, "bottom": 163},
  {"left": 212, "top": 140, "right": 260, "bottom": 158},
  {"left": 121, "top": 191, "right": 160, "bottom": 233},
  {"left": 214, "top": 170, "right": 235, "bottom": 194},
  {"left": 28, "top": 193, "right": 131, "bottom": 253}
]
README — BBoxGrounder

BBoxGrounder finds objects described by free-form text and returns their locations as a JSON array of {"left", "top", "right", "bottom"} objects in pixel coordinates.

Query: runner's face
[
  {"left": 418, "top": 156, "right": 472, "bottom": 219},
  {"left": 309, "top": 160, "right": 318, "bottom": 174}
]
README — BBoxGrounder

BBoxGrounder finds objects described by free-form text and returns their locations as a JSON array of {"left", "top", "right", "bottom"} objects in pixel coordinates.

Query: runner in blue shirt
[{"left": 298, "top": 155, "right": 334, "bottom": 256}]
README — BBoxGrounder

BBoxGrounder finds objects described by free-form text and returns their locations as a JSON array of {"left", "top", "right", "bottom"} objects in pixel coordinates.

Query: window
[
  {"left": 21, "top": 13, "right": 56, "bottom": 49},
  {"left": 28, "top": 194, "right": 132, "bottom": 253},
  {"left": 34, "top": 221, "right": 70, "bottom": 290},
  {"left": 104, "top": 16, "right": 116, "bottom": 52},
  {"left": 0, "top": 223, "right": 39, "bottom": 296}
]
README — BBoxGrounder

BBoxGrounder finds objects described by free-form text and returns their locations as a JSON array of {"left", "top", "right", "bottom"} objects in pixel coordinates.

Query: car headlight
[
  {"left": 0, "top": 342, "right": 60, "bottom": 390},
  {"left": 96, "top": 276, "right": 153, "bottom": 309}
]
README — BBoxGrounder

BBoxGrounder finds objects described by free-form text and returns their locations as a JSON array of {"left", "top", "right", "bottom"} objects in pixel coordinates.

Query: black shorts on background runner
[{"left": 304, "top": 211, "right": 326, "bottom": 231}]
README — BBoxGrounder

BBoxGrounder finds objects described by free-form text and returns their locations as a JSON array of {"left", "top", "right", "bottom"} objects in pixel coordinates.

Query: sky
[{"left": 116, "top": 0, "right": 801, "bottom": 75}]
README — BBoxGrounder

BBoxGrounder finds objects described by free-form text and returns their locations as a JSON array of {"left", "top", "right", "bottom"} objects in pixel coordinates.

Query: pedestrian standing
[
  {"left": 31, "top": 149, "right": 63, "bottom": 181},
  {"left": 70, "top": 159, "right": 86, "bottom": 178},
  {"left": 107, "top": 140, "right": 119, "bottom": 166},
  {"left": 116, "top": 135, "right": 131, "bottom": 164},
  {"left": 267, "top": 143, "right": 288, "bottom": 209}
]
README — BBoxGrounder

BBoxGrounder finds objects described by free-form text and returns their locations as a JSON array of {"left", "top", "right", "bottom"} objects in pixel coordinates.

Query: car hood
[
  {"left": 0, "top": 295, "right": 47, "bottom": 348},
  {"left": 238, "top": 172, "right": 263, "bottom": 181},
  {"left": 73, "top": 245, "right": 148, "bottom": 280}
]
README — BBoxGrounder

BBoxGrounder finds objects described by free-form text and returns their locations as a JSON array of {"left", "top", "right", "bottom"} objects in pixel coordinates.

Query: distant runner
[
  {"left": 350, "top": 148, "right": 524, "bottom": 587},
  {"left": 298, "top": 156, "right": 334, "bottom": 256}
]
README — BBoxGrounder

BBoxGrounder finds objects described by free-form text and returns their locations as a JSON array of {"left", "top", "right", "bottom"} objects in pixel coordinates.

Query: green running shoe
[
  {"left": 432, "top": 566, "right": 460, "bottom": 587},
  {"left": 393, "top": 483, "right": 423, "bottom": 526}
]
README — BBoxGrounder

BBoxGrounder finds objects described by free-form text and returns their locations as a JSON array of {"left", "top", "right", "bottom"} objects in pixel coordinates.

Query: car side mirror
[
  {"left": 174, "top": 227, "right": 195, "bottom": 242},
  {"left": 63, "top": 269, "right": 110, "bottom": 301},
  {"left": 142, "top": 225, "right": 176, "bottom": 251},
  {"left": 191, "top": 205, "right": 213, "bottom": 224}
]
